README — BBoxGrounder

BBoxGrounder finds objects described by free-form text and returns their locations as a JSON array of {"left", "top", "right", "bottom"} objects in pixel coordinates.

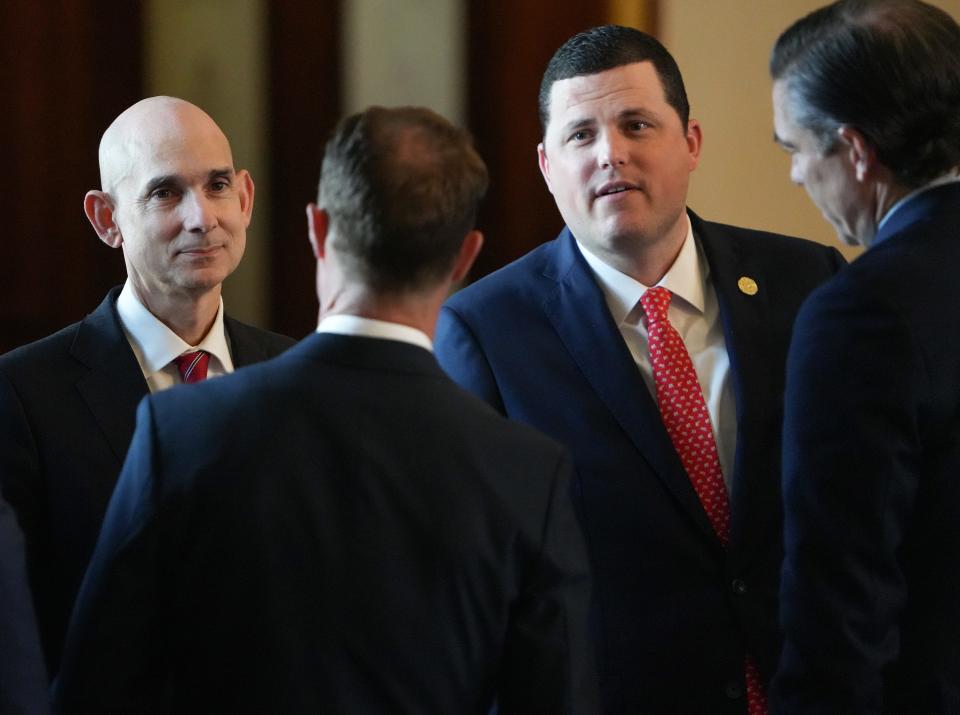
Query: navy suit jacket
[
  {"left": 772, "top": 182, "right": 960, "bottom": 713},
  {"left": 0, "top": 286, "right": 295, "bottom": 673},
  {"left": 54, "top": 333, "right": 597, "bottom": 714},
  {"left": 435, "top": 210, "right": 844, "bottom": 714},
  {"left": 0, "top": 494, "right": 48, "bottom": 715}
]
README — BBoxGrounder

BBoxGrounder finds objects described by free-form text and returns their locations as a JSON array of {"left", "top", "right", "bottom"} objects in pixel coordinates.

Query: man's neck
[
  {"left": 319, "top": 287, "right": 444, "bottom": 340},
  {"left": 133, "top": 284, "right": 222, "bottom": 346}
]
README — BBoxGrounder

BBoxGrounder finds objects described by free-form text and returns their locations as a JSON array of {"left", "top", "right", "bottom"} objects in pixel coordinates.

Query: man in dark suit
[
  {"left": 0, "top": 96, "right": 294, "bottom": 674},
  {"left": 0, "top": 494, "right": 48, "bottom": 715},
  {"left": 434, "top": 26, "right": 844, "bottom": 713},
  {"left": 768, "top": 2, "right": 960, "bottom": 711},
  {"left": 53, "top": 106, "right": 597, "bottom": 713}
]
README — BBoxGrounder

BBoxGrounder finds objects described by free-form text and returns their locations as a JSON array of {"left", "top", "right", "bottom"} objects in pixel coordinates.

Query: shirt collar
[
  {"left": 316, "top": 314, "right": 433, "bottom": 352},
  {"left": 576, "top": 214, "right": 706, "bottom": 325},
  {"left": 116, "top": 280, "right": 234, "bottom": 376},
  {"left": 878, "top": 172, "right": 960, "bottom": 232}
]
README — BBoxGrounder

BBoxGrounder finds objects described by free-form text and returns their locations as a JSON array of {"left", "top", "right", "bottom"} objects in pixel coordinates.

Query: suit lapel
[
  {"left": 71, "top": 289, "right": 149, "bottom": 463},
  {"left": 225, "top": 317, "right": 269, "bottom": 368},
  {"left": 542, "top": 230, "right": 722, "bottom": 548},
  {"left": 693, "top": 214, "right": 775, "bottom": 554}
]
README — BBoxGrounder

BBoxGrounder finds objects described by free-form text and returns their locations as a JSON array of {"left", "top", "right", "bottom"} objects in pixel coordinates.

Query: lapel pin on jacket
[{"left": 737, "top": 276, "right": 759, "bottom": 296}]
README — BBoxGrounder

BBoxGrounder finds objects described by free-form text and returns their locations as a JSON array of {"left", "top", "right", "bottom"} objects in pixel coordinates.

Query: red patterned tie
[
  {"left": 173, "top": 350, "right": 210, "bottom": 384},
  {"left": 640, "top": 287, "right": 767, "bottom": 715}
]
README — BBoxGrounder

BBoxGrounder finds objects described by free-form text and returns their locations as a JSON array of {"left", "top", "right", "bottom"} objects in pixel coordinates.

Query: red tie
[
  {"left": 640, "top": 286, "right": 767, "bottom": 715},
  {"left": 173, "top": 350, "right": 210, "bottom": 384}
]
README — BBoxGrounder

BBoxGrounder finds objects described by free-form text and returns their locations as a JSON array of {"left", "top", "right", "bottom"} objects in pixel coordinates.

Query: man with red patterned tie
[
  {"left": 435, "top": 25, "right": 844, "bottom": 713},
  {"left": 0, "top": 97, "right": 294, "bottom": 675}
]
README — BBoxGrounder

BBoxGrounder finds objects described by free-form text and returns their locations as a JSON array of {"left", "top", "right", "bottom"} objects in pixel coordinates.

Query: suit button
[
  {"left": 731, "top": 578, "right": 748, "bottom": 595},
  {"left": 725, "top": 680, "right": 743, "bottom": 699}
]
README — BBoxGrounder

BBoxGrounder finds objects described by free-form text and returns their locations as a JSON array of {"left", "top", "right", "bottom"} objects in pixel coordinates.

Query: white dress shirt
[
  {"left": 317, "top": 314, "right": 433, "bottom": 351},
  {"left": 577, "top": 216, "right": 737, "bottom": 490},
  {"left": 116, "top": 281, "right": 234, "bottom": 393}
]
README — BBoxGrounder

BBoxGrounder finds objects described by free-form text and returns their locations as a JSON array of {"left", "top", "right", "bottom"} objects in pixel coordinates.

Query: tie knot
[
  {"left": 173, "top": 350, "right": 210, "bottom": 384},
  {"left": 640, "top": 286, "right": 672, "bottom": 324}
]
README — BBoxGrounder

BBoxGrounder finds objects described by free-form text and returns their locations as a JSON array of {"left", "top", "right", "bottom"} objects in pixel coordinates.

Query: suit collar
[
  {"left": 283, "top": 331, "right": 446, "bottom": 379},
  {"left": 876, "top": 181, "right": 960, "bottom": 245}
]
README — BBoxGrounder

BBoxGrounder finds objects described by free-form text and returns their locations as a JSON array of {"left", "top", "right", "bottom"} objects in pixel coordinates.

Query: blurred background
[{"left": 3, "top": 0, "right": 957, "bottom": 351}]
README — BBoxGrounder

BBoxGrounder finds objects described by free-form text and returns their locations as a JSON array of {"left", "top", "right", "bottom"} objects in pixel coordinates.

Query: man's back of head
[{"left": 318, "top": 106, "right": 489, "bottom": 295}]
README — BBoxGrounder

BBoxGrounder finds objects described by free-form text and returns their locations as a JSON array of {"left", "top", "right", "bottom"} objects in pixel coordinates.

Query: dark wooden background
[{"left": 1, "top": 1, "right": 632, "bottom": 351}]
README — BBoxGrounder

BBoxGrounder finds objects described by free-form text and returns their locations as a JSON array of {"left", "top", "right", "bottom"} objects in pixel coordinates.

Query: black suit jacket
[
  {"left": 53, "top": 332, "right": 597, "bottom": 714},
  {"left": 0, "top": 286, "right": 295, "bottom": 673},
  {"left": 771, "top": 182, "right": 960, "bottom": 713},
  {"left": 434, "top": 211, "right": 844, "bottom": 713},
  {"left": 0, "top": 494, "right": 48, "bottom": 715}
]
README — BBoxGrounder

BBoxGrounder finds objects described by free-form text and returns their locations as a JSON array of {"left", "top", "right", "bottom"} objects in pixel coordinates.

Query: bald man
[{"left": 0, "top": 96, "right": 295, "bottom": 673}]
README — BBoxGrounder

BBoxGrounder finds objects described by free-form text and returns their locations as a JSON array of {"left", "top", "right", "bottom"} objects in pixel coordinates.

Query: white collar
[
  {"left": 116, "top": 280, "right": 234, "bottom": 376},
  {"left": 576, "top": 214, "right": 706, "bottom": 325},
  {"left": 316, "top": 314, "right": 433, "bottom": 352}
]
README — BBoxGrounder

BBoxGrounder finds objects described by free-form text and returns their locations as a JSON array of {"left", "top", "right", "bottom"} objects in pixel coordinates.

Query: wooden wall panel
[
  {"left": 465, "top": 3, "right": 608, "bottom": 279},
  {"left": 267, "top": 3, "right": 342, "bottom": 338},
  {"left": 0, "top": 1, "right": 142, "bottom": 353}
]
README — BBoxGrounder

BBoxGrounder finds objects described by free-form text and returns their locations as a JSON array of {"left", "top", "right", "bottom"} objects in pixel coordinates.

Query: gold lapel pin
[{"left": 737, "top": 276, "right": 759, "bottom": 296}]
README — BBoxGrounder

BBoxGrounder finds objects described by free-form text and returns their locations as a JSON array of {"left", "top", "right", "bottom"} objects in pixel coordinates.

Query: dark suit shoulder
[
  {"left": 223, "top": 316, "right": 296, "bottom": 367},
  {"left": 0, "top": 320, "right": 84, "bottom": 377},
  {"left": 694, "top": 214, "right": 844, "bottom": 266}
]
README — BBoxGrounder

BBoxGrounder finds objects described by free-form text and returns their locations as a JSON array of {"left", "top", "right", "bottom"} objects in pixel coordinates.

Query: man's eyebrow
[
  {"left": 559, "top": 117, "right": 595, "bottom": 135},
  {"left": 208, "top": 167, "right": 235, "bottom": 181},
  {"left": 142, "top": 174, "right": 182, "bottom": 197},
  {"left": 773, "top": 132, "right": 795, "bottom": 149}
]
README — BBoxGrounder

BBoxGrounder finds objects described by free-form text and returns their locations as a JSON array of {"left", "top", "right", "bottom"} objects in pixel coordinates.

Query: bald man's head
[
  {"left": 97, "top": 97, "right": 233, "bottom": 195},
  {"left": 84, "top": 96, "right": 254, "bottom": 308}
]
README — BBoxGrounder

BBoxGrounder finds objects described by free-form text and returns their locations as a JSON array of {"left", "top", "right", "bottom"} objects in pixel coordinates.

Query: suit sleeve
[
  {"left": 771, "top": 287, "right": 921, "bottom": 712},
  {"left": 0, "top": 495, "right": 49, "bottom": 714},
  {"left": 498, "top": 450, "right": 599, "bottom": 715},
  {"left": 435, "top": 305, "right": 507, "bottom": 414},
  {"left": 53, "top": 397, "right": 165, "bottom": 713}
]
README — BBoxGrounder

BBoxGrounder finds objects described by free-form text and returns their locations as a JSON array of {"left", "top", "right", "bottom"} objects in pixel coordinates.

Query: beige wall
[
  {"left": 661, "top": 0, "right": 960, "bottom": 261},
  {"left": 144, "top": 0, "right": 269, "bottom": 325}
]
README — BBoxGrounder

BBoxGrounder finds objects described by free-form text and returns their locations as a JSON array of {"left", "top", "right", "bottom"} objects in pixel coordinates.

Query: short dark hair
[
  {"left": 318, "top": 106, "right": 489, "bottom": 292},
  {"left": 538, "top": 25, "right": 690, "bottom": 133},
  {"left": 771, "top": 0, "right": 960, "bottom": 187}
]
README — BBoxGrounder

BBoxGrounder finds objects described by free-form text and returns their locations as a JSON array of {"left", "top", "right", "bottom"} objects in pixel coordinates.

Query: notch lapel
[
  {"left": 542, "top": 231, "right": 722, "bottom": 548},
  {"left": 694, "top": 216, "right": 776, "bottom": 557},
  {"left": 71, "top": 290, "right": 149, "bottom": 463}
]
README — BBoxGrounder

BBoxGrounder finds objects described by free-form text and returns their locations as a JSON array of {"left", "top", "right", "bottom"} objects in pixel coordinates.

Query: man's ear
[
  {"left": 685, "top": 118, "right": 703, "bottom": 170},
  {"left": 837, "top": 126, "right": 875, "bottom": 182},
  {"left": 537, "top": 142, "right": 553, "bottom": 194},
  {"left": 237, "top": 169, "right": 255, "bottom": 227},
  {"left": 306, "top": 203, "right": 329, "bottom": 260},
  {"left": 450, "top": 230, "right": 484, "bottom": 285},
  {"left": 84, "top": 191, "right": 122, "bottom": 248}
]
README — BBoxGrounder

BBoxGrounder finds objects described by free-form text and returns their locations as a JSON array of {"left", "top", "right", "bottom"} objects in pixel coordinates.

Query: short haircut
[
  {"left": 771, "top": 0, "right": 960, "bottom": 187},
  {"left": 318, "top": 106, "right": 489, "bottom": 293},
  {"left": 538, "top": 25, "right": 690, "bottom": 133}
]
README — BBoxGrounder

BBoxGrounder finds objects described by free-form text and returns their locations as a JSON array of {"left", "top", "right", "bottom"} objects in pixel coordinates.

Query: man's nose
[
  {"left": 790, "top": 155, "right": 804, "bottom": 186},
  {"left": 182, "top": 192, "right": 218, "bottom": 233},
  {"left": 598, "top": 131, "right": 628, "bottom": 168}
]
